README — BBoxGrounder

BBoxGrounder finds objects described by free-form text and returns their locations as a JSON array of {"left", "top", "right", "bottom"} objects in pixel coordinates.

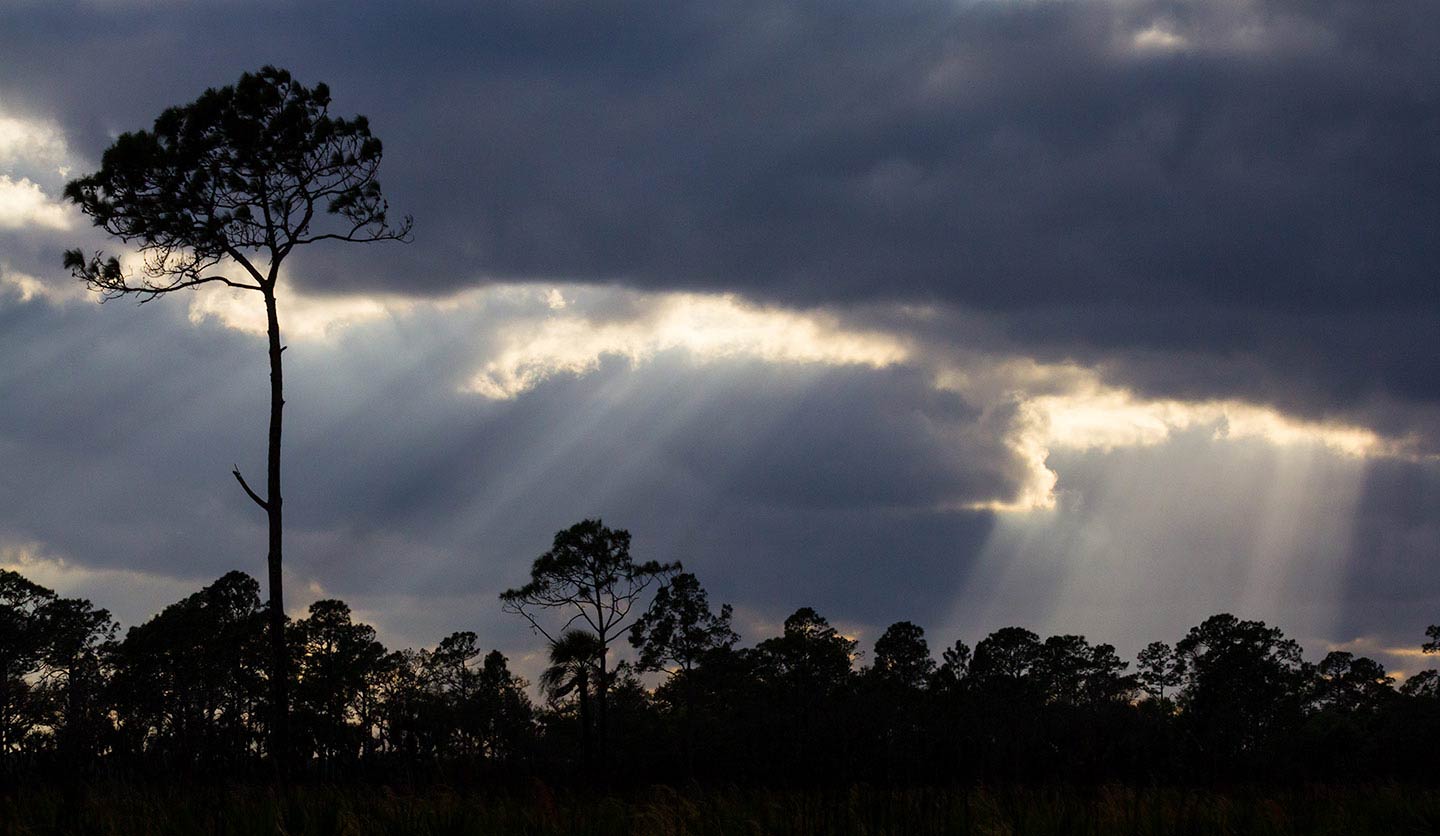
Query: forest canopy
[{"left": 1, "top": 522, "right": 1437, "bottom": 787}]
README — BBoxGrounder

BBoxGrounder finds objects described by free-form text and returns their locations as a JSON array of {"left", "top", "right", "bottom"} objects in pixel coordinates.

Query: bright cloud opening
[
  {"left": 49, "top": 273, "right": 1420, "bottom": 520},
  {"left": 186, "top": 277, "right": 417, "bottom": 341},
  {"left": 977, "top": 383, "right": 1400, "bottom": 513},
  {"left": 0, "top": 539, "right": 197, "bottom": 628},
  {"left": 1131, "top": 23, "right": 1188, "bottom": 52},
  {"left": 0, "top": 265, "right": 90, "bottom": 305},
  {"left": 466, "top": 290, "right": 912, "bottom": 399},
  {"left": 0, "top": 111, "right": 70, "bottom": 173},
  {"left": 0, "top": 175, "right": 72, "bottom": 230}
]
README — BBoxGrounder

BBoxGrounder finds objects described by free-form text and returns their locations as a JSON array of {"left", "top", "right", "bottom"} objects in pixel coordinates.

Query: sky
[{"left": 0, "top": 0, "right": 1437, "bottom": 682}]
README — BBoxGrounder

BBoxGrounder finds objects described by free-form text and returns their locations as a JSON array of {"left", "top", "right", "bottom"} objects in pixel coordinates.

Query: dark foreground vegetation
[
  {"left": 5, "top": 784, "right": 1440, "bottom": 836},
  {"left": 3, "top": 521, "right": 1438, "bottom": 794}
]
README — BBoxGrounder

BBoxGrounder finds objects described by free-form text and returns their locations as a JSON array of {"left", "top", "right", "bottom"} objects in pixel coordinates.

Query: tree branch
[{"left": 232, "top": 465, "right": 269, "bottom": 511}]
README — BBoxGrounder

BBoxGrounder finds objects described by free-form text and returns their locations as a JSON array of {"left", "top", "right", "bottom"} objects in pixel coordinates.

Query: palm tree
[{"left": 539, "top": 630, "right": 602, "bottom": 770}]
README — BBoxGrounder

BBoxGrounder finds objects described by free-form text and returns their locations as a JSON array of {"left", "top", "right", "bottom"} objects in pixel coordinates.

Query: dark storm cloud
[
  {"left": 2, "top": 0, "right": 1437, "bottom": 673},
  {"left": 3, "top": 0, "right": 1438, "bottom": 425}
]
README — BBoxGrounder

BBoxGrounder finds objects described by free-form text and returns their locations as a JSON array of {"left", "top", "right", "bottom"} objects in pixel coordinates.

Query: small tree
[
  {"left": 290, "top": 599, "right": 387, "bottom": 768},
  {"left": 108, "top": 571, "right": 267, "bottom": 766},
  {"left": 932, "top": 639, "right": 972, "bottom": 692},
  {"left": 63, "top": 66, "right": 411, "bottom": 763},
  {"left": 0, "top": 571, "right": 56, "bottom": 757},
  {"left": 1136, "top": 641, "right": 1184, "bottom": 703},
  {"left": 1175, "top": 614, "right": 1309, "bottom": 767},
  {"left": 500, "top": 519, "right": 677, "bottom": 768},
  {"left": 869, "top": 621, "right": 935, "bottom": 691},
  {"left": 629, "top": 572, "right": 738, "bottom": 677},
  {"left": 629, "top": 571, "right": 737, "bottom": 773},
  {"left": 539, "top": 629, "right": 603, "bottom": 769}
]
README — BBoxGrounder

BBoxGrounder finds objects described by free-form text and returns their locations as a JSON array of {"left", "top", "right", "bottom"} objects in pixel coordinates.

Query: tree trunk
[
  {"left": 263, "top": 290, "right": 289, "bottom": 770},
  {"left": 577, "top": 672, "right": 592, "bottom": 771},
  {"left": 683, "top": 665, "right": 696, "bottom": 780},
  {"left": 595, "top": 646, "right": 608, "bottom": 773}
]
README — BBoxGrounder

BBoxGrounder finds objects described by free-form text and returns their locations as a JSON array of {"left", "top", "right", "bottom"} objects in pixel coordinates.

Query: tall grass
[{"left": 2, "top": 784, "right": 1437, "bottom": 836}]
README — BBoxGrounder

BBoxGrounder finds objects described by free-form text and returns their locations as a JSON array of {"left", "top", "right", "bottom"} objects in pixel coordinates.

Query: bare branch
[{"left": 232, "top": 466, "right": 269, "bottom": 511}]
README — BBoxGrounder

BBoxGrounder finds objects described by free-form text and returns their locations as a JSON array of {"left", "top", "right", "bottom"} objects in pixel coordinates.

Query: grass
[{"left": 2, "top": 783, "right": 1438, "bottom": 836}]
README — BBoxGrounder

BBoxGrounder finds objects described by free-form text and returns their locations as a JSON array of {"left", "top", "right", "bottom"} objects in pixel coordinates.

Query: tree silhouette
[
  {"left": 539, "top": 629, "right": 603, "bottom": 770},
  {"left": 970, "top": 627, "right": 1042, "bottom": 687},
  {"left": 1400, "top": 669, "right": 1439, "bottom": 699},
  {"left": 1314, "top": 651, "right": 1394, "bottom": 714},
  {"left": 426, "top": 631, "right": 483, "bottom": 757},
  {"left": 1136, "top": 641, "right": 1184, "bottom": 703},
  {"left": 629, "top": 572, "right": 738, "bottom": 677},
  {"left": 0, "top": 571, "right": 57, "bottom": 759},
  {"left": 108, "top": 571, "right": 267, "bottom": 768},
  {"left": 1175, "top": 614, "right": 1309, "bottom": 771},
  {"left": 290, "top": 599, "right": 387, "bottom": 769},
  {"left": 501, "top": 519, "right": 677, "bottom": 768},
  {"left": 932, "top": 639, "right": 972, "bottom": 693},
  {"left": 629, "top": 571, "right": 737, "bottom": 774},
  {"left": 62, "top": 67, "right": 411, "bottom": 763},
  {"left": 472, "top": 650, "right": 535, "bottom": 763},
  {"left": 753, "top": 607, "right": 857, "bottom": 779},
  {"left": 10, "top": 557, "right": 1440, "bottom": 785},
  {"left": 36, "top": 595, "right": 116, "bottom": 769},
  {"left": 1034, "top": 635, "right": 1135, "bottom": 706},
  {"left": 754, "top": 608, "right": 857, "bottom": 696},
  {"left": 869, "top": 622, "right": 935, "bottom": 691},
  {"left": 863, "top": 622, "right": 935, "bottom": 782}
]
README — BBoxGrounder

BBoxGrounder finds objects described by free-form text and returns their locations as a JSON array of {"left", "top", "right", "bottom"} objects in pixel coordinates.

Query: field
[{"left": 4, "top": 784, "right": 1438, "bottom": 836}]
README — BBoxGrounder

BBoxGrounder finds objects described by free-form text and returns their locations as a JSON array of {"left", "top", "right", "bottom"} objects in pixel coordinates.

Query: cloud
[
  {"left": 0, "top": 175, "right": 72, "bottom": 230},
  {"left": 2, "top": 0, "right": 1435, "bottom": 433},
  {"left": 463, "top": 288, "right": 910, "bottom": 399},
  {"left": 117, "top": 275, "right": 1440, "bottom": 517},
  {"left": 0, "top": 263, "right": 89, "bottom": 304},
  {"left": 0, "top": 0, "right": 1436, "bottom": 678},
  {"left": 0, "top": 110, "right": 69, "bottom": 175},
  {"left": 0, "top": 538, "right": 200, "bottom": 628},
  {"left": 2, "top": 276, "right": 1435, "bottom": 664}
]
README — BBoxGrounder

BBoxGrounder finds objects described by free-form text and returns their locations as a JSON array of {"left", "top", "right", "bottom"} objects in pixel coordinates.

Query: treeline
[{"left": 2, "top": 520, "right": 1438, "bottom": 787}]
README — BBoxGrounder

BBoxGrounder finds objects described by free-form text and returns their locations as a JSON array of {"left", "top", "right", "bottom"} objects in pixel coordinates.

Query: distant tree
[
  {"left": 754, "top": 608, "right": 857, "bottom": 696},
  {"left": 539, "top": 629, "right": 603, "bottom": 769},
  {"left": 1176, "top": 614, "right": 1309, "bottom": 769},
  {"left": 1136, "top": 641, "right": 1184, "bottom": 702},
  {"left": 1314, "top": 651, "right": 1393, "bottom": 713},
  {"left": 472, "top": 650, "right": 534, "bottom": 763},
  {"left": 1402, "top": 624, "right": 1440, "bottom": 700},
  {"left": 970, "top": 627, "right": 1042, "bottom": 685},
  {"left": 0, "top": 576, "right": 112, "bottom": 765},
  {"left": 752, "top": 608, "right": 857, "bottom": 780},
  {"left": 501, "top": 519, "right": 678, "bottom": 767},
  {"left": 628, "top": 571, "right": 736, "bottom": 774},
  {"left": 0, "top": 571, "right": 57, "bottom": 757},
  {"left": 629, "top": 572, "right": 739, "bottom": 677},
  {"left": 426, "top": 631, "right": 482, "bottom": 756},
  {"left": 63, "top": 67, "right": 411, "bottom": 762},
  {"left": 1034, "top": 635, "right": 1135, "bottom": 706},
  {"left": 108, "top": 571, "right": 267, "bottom": 767},
  {"left": 932, "top": 639, "right": 972, "bottom": 692},
  {"left": 372, "top": 649, "right": 429, "bottom": 759},
  {"left": 36, "top": 595, "right": 117, "bottom": 767},
  {"left": 290, "top": 599, "right": 388, "bottom": 769},
  {"left": 862, "top": 622, "right": 936, "bottom": 782},
  {"left": 1400, "top": 669, "right": 1439, "bottom": 699},
  {"left": 869, "top": 622, "right": 935, "bottom": 691}
]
